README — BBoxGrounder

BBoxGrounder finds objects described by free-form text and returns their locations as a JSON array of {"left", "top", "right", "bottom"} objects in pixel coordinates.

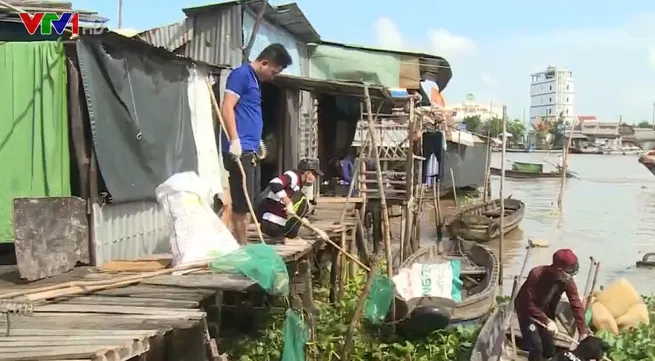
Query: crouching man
[
  {"left": 256, "top": 159, "right": 327, "bottom": 243},
  {"left": 514, "top": 249, "right": 589, "bottom": 361}
]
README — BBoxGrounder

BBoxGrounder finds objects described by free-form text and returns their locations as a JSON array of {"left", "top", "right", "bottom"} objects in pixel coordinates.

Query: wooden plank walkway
[{"left": 0, "top": 238, "right": 321, "bottom": 361}]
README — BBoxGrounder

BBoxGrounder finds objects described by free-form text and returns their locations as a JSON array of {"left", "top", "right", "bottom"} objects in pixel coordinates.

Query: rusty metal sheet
[{"left": 13, "top": 197, "right": 90, "bottom": 281}]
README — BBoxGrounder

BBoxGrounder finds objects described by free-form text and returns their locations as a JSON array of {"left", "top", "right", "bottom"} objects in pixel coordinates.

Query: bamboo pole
[
  {"left": 363, "top": 85, "right": 393, "bottom": 310},
  {"left": 410, "top": 105, "right": 423, "bottom": 253},
  {"left": 582, "top": 256, "right": 596, "bottom": 302},
  {"left": 402, "top": 98, "right": 416, "bottom": 258},
  {"left": 499, "top": 111, "right": 507, "bottom": 286},
  {"left": 0, "top": 259, "right": 210, "bottom": 302},
  {"left": 450, "top": 169, "right": 458, "bottom": 207},
  {"left": 341, "top": 256, "right": 377, "bottom": 361},
  {"left": 482, "top": 118, "right": 492, "bottom": 202},
  {"left": 242, "top": 0, "right": 268, "bottom": 62},
  {"left": 558, "top": 117, "right": 575, "bottom": 208},
  {"left": 585, "top": 261, "right": 601, "bottom": 311}
]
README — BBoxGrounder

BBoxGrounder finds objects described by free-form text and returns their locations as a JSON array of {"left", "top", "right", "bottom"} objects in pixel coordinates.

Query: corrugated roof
[
  {"left": 317, "top": 40, "right": 449, "bottom": 63},
  {"left": 182, "top": 0, "right": 320, "bottom": 43},
  {"left": 82, "top": 31, "right": 230, "bottom": 70},
  {"left": 314, "top": 40, "right": 453, "bottom": 90},
  {"left": 272, "top": 74, "right": 389, "bottom": 99},
  {"left": 138, "top": 20, "right": 193, "bottom": 52}
]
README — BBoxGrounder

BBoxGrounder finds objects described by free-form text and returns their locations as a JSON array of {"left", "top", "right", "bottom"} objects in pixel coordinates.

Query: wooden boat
[
  {"left": 490, "top": 167, "right": 574, "bottom": 179},
  {"left": 638, "top": 150, "right": 655, "bottom": 177},
  {"left": 636, "top": 252, "right": 655, "bottom": 268},
  {"left": 570, "top": 145, "right": 603, "bottom": 154},
  {"left": 392, "top": 238, "right": 499, "bottom": 339},
  {"left": 470, "top": 302, "right": 579, "bottom": 361},
  {"left": 444, "top": 198, "right": 525, "bottom": 242}
]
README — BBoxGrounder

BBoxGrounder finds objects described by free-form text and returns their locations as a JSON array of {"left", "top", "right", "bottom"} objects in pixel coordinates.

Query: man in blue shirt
[{"left": 221, "top": 43, "right": 292, "bottom": 245}]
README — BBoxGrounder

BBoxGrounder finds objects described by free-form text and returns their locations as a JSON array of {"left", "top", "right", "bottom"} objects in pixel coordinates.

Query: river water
[{"left": 478, "top": 152, "right": 655, "bottom": 296}]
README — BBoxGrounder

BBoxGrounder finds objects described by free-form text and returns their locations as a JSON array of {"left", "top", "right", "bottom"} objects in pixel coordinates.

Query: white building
[
  {"left": 529, "top": 66, "right": 575, "bottom": 123},
  {"left": 450, "top": 93, "right": 504, "bottom": 122}
]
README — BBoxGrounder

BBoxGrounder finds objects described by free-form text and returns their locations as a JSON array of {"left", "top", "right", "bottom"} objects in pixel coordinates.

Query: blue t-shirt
[{"left": 221, "top": 64, "right": 262, "bottom": 152}]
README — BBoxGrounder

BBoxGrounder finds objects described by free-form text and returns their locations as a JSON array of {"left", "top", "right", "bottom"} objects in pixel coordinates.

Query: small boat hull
[
  {"left": 445, "top": 198, "right": 525, "bottom": 242},
  {"left": 490, "top": 167, "right": 573, "bottom": 179},
  {"left": 636, "top": 252, "right": 655, "bottom": 268},
  {"left": 470, "top": 302, "right": 579, "bottom": 361},
  {"left": 638, "top": 151, "right": 655, "bottom": 177},
  {"left": 392, "top": 239, "right": 499, "bottom": 339}
]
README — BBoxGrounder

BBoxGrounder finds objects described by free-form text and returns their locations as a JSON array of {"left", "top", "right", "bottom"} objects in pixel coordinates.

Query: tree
[
  {"left": 462, "top": 115, "right": 481, "bottom": 133},
  {"left": 548, "top": 118, "right": 565, "bottom": 147},
  {"left": 637, "top": 121, "right": 652, "bottom": 128},
  {"left": 507, "top": 119, "right": 526, "bottom": 143},
  {"left": 477, "top": 117, "right": 502, "bottom": 138}
]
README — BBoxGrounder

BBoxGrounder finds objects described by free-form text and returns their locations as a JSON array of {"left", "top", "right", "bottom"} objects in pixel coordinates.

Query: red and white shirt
[{"left": 261, "top": 170, "right": 301, "bottom": 226}]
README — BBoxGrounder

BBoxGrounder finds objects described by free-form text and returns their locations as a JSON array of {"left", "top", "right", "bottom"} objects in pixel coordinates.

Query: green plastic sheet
[
  {"left": 209, "top": 243, "right": 290, "bottom": 296},
  {"left": 0, "top": 41, "right": 71, "bottom": 242},
  {"left": 364, "top": 272, "right": 394, "bottom": 324},
  {"left": 281, "top": 309, "right": 309, "bottom": 361}
]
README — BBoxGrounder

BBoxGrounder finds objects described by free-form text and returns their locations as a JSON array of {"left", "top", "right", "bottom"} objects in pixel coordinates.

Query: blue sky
[{"left": 74, "top": 0, "right": 655, "bottom": 122}]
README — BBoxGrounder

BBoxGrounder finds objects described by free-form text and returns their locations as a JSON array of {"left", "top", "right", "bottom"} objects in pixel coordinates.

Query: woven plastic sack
[
  {"left": 209, "top": 243, "right": 289, "bottom": 296},
  {"left": 281, "top": 309, "right": 309, "bottom": 361},
  {"left": 364, "top": 272, "right": 394, "bottom": 324}
]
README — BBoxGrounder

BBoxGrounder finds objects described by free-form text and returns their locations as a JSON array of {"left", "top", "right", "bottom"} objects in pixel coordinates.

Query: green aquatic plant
[
  {"left": 224, "top": 267, "right": 479, "bottom": 361},
  {"left": 595, "top": 296, "right": 655, "bottom": 361}
]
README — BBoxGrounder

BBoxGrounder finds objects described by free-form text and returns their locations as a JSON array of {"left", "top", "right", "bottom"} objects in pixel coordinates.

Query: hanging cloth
[{"left": 422, "top": 131, "right": 446, "bottom": 184}]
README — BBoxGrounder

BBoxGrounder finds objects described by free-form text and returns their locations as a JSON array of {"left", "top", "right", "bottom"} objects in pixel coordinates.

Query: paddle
[{"left": 543, "top": 159, "right": 580, "bottom": 179}]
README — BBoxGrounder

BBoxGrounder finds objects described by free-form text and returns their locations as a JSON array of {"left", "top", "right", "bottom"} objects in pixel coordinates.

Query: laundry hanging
[{"left": 422, "top": 131, "right": 445, "bottom": 184}]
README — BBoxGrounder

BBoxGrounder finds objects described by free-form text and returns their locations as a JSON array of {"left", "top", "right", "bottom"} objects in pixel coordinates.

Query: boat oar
[
  {"left": 529, "top": 318, "right": 613, "bottom": 361},
  {"left": 544, "top": 159, "right": 579, "bottom": 179}
]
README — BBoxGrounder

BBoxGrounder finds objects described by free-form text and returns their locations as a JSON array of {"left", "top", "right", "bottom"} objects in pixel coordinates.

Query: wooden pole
[
  {"left": 403, "top": 98, "right": 416, "bottom": 257},
  {"left": 482, "top": 117, "right": 492, "bottom": 202},
  {"left": 242, "top": 0, "right": 269, "bottom": 62},
  {"left": 558, "top": 116, "right": 575, "bottom": 208},
  {"left": 411, "top": 106, "right": 424, "bottom": 253},
  {"left": 450, "top": 169, "right": 458, "bottom": 207},
  {"left": 499, "top": 108, "right": 508, "bottom": 286},
  {"left": 585, "top": 261, "right": 601, "bottom": 311},
  {"left": 341, "top": 257, "right": 377, "bottom": 361},
  {"left": 117, "top": 0, "right": 123, "bottom": 28},
  {"left": 363, "top": 85, "right": 394, "bottom": 313}
]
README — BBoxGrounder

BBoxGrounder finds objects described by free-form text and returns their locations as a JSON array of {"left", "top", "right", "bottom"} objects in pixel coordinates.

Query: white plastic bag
[
  {"left": 156, "top": 172, "right": 239, "bottom": 267},
  {"left": 392, "top": 262, "right": 454, "bottom": 301}
]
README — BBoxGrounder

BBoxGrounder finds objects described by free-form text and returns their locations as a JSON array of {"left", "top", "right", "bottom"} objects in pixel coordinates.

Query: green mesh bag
[
  {"left": 364, "top": 272, "right": 394, "bottom": 324},
  {"left": 209, "top": 243, "right": 289, "bottom": 296},
  {"left": 281, "top": 309, "right": 309, "bottom": 361}
]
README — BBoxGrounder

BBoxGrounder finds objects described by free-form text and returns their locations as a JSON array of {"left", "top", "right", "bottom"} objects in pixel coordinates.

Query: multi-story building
[
  {"left": 529, "top": 66, "right": 574, "bottom": 123},
  {"left": 450, "top": 93, "right": 504, "bottom": 122}
]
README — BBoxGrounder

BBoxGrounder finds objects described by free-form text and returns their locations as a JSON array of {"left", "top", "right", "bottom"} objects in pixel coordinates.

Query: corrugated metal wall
[
  {"left": 242, "top": 10, "right": 303, "bottom": 76},
  {"left": 184, "top": 4, "right": 243, "bottom": 68},
  {"left": 91, "top": 201, "right": 169, "bottom": 267}
]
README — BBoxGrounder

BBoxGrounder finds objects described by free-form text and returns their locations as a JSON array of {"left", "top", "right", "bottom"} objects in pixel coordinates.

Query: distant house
[{"left": 572, "top": 116, "right": 621, "bottom": 150}]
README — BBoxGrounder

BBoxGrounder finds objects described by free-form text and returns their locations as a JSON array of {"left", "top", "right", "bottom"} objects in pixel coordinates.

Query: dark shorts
[{"left": 223, "top": 151, "right": 260, "bottom": 215}]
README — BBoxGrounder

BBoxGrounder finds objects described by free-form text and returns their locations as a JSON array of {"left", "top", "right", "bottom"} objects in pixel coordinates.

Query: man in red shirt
[
  {"left": 256, "top": 159, "right": 326, "bottom": 243},
  {"left": 514, "top": 249, "right": 589, "bottom": 361}
]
